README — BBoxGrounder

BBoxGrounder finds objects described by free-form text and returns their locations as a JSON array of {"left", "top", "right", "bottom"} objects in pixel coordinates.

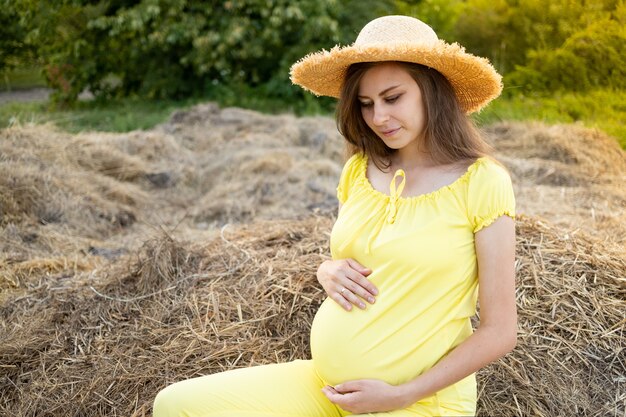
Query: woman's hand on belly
[
  {"left": 316, "top": 258, "right": 378, "bottom": 311},
  {"left": 321, "top": 379, "right": 413, "bottom": 413}
]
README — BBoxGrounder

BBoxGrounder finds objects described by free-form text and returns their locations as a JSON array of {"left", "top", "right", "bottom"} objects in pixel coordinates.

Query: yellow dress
[
  {"left": 153, "top": 153, "right": 515, "bottom": 417},
  {"left": 310, "top": 153, "right": 515, "bottom": 413}
]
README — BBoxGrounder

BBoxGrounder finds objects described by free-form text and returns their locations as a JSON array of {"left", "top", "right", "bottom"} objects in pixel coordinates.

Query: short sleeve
[
  {"left": 467, "top": 159, "right": 516, "bottom": 233},
  {"left": 336, "top": 153, "right": 363, "bottom": 204}
]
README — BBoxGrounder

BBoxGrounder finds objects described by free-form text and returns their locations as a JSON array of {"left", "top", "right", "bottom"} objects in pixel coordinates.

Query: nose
[{"left": 371, "top": 103, "right": 389, "bottom": 126}]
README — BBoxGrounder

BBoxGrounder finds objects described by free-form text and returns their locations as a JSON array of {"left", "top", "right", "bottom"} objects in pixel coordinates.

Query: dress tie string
[
  {"left": 364, "top": 169, "right": 406, "bottom": 254},
  {"left": 385, "top": 169, "right": 406, "bottom": 224}
]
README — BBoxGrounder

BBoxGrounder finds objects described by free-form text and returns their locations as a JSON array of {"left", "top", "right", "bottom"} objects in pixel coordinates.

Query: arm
[
  {"left": 323, "top": 215, "right": 517, "bottom": 413},
  {"left": 398, "top": 214, "right": 517, "bottom": 401}
]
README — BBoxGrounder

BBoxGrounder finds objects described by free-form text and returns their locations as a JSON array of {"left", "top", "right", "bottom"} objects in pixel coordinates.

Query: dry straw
[
  {"left": 487, "top": 121, "right": 626, "bottom": 246},
  {"left": 1, "top": 104, "right": 625, "bottom": 416},
  {"left": 0, "top": 215, "right": 624, "bottom": 416}
]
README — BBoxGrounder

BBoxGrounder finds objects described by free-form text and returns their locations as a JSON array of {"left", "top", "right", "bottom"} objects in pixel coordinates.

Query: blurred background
[{"left": 1, "top": 0, "right": 625, "bottom": 147}]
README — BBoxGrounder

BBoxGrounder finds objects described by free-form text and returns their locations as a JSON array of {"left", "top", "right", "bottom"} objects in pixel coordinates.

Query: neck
[{"left": 390, "top": 148, "right": 434, "bottom": 171}]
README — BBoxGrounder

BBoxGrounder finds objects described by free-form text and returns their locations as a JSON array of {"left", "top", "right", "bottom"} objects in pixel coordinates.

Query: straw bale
[
  {"left": 77, "top": 130, "right": 197, "bottom": 189},
  {"left": 0, "top": 214, "right": 624, "bottom": 417},
  {"left": 63, "top": 138, "right": 146, "bottom": 181},
  {"left": 1, "top": 103, "right": 625, "bottom": 416},
  {"left": 478, "top": 215, "right": 625, "bottom": 416},
  {"left": 0, "top": 125, "right": 153, "bottom": 275},
  {"left": 0, "top": 255, "right": 98, "bottom": 291},
  {"left": 158, "top": 103, "right": 343, "bottom": 161},
  {"left": 487, "top": 121, "right": 626, "bottom": 245},
  {"left": 0, "top": 105, "right": 348, "bottom": 278},
  {"left": 0, "top": 216, "right": 330, "bottom": 416},
  {"left": 487, "top": 121, "right": 626, "bottom": 181},
  {"left": 0, "top": 125, "right": 148, "bottom": 182},
  {"left": 192, "top": 144, "right": 340, "bottom": 225},
  {"left": 505, "top": 176, "right": 626, "bottom": 246},
  {"left": 0, "top": 160, "right": 141, "bottom": 230}
]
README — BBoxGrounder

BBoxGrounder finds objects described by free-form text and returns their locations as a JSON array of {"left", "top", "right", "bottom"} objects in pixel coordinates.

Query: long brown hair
[{"left": 336, "top": 61, "right": 492, "bottom": 170}]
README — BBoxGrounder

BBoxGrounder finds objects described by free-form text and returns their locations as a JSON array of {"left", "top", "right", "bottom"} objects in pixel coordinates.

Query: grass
[
  {"left": 1, "top": 67, "right": 47, "bottom": 91},
  {"left": 0, "top": 97, "right": 206, "bottom": 133},
  {"left": 1, "top": 87, "right": 625, "bottom": 150},
  {"left": 0, "top": 82, "right": 334, "bottom": 133},
  {"left": 473, "top": 89, "right": 626, "bottom": 149}
]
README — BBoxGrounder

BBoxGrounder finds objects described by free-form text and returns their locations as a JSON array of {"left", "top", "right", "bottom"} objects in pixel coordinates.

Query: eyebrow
[{"left": 358, "top": 85, "right": 401, "bottom": 99}]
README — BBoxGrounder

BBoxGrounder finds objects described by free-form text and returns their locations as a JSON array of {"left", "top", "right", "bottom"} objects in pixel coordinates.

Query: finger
[
  {"left": 344, "top": 268, "right": 379, "bottom": 298},
  {"left": 334, "top": 381, "right": 360, "bottom": 393},
  {"left": 339, "top": 286, "right": 367, "bottom": 310},
  {"left": 325, "top": 385, "right": 340, "bottom": 394},
  {"left": 345, "top": 258, "right": 372, "bottom": 276},
  {"left": 321, "top": 386, "right": 341, "bottom": 403},
  {"left": 342, "top": 277, "right": 377, "bottom": 304},
  {"left": 323, "top": 392, "right": 354, "bottom": 411},
  {"left": 331, "top": 291, "right": 352, "bottom": 311},
  {"left": 322, "top": 389, "right": 359, "bottom": 412}
]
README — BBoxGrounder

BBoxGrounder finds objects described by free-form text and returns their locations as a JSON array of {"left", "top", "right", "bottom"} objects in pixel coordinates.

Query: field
[{"left": 1, "top": 103, "right": 625, "bottom": 416}]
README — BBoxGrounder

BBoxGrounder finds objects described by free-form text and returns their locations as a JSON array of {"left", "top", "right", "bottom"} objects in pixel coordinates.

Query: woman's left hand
[{"left": 321, "top": 379, "right": 413, "bottom": 414}]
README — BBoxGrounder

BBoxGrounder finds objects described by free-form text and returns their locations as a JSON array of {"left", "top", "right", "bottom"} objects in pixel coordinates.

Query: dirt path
[
  {"left": 0, "top": 88, "right": 93, "bottom": 105},
  {"left": 0, "top": 87, "right": 51, "bottom": 105}
]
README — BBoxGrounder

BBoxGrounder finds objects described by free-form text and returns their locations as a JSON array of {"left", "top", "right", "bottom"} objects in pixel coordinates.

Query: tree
[
  {"left": 508, "top": 10, "right": 626, "bottom": 91},
  {"left": 403, "top": 0, "right": 625, "bottom": 92},
  {"left": 0, "top": 0, "right": 32, "bottom": 75},
  {"left": 14, "top": 0, "right": 394, "bottom": 104}
]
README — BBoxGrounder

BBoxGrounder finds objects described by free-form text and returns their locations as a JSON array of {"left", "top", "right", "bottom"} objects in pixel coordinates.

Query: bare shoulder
[
  {"left": 448, "top": 157, "right": 479, "bottom": 173},
  {"left": 434, "top": 157, "right": 478, "bottom": 181}
]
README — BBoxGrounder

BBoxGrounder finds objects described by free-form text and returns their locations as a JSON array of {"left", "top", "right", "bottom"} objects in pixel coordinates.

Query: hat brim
[{"left": 290, "top": 41, "right": 502, "bottom": 114}]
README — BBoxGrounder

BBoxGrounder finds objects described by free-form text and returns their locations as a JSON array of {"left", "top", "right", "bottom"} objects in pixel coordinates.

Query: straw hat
[{"left": 290, "top": 15, "right": 502, "bottom": 113}]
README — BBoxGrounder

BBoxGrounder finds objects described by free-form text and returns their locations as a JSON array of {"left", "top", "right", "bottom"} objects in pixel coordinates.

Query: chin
[{"left": 383, "top": 141, "right": 409, "bottom": 151}]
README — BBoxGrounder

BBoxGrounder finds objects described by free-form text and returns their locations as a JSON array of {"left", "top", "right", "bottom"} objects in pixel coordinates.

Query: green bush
[
  {"left": 473, "top": 89, "right": 626, "bottom": 149},
  {"left": 0, "top": 0, "right": 33, "bottom": 73},
  {"left": 14, "top": 0, "right": 393, "bottom": 105},
  {"left": 410, "top": 0, "right": 625, "bottom": 93},
  {"left": 507, "top": 14, "right": 626, "bottom": 92}
]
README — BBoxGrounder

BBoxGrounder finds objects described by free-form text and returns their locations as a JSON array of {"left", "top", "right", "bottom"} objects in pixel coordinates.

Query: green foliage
[
  {"left": 407, "top": 0, "right": 626, "bottom": 92},
  {"left": 13, "top": 0, "right": 393, "bottom": 105},
  {"left": 0, "top": 0, "right": 33, "bottom": 73},
  {"left": 0, "top": 96, "right": 203, "bottom": 133},
  {"left": 7, "top": 0, "right": 625, "bottom": 122},
  {"left": 473, "top": 89, "right": 626, "bottom": 149},
  {"left": 507, "top": 8, "right": 626, "bottom": 92},
  {"left": 395, "top": 0, "right": 462, "bottom": 41},
  {"left": 0, "top": 67, "right": 46, "bottom": 91}
]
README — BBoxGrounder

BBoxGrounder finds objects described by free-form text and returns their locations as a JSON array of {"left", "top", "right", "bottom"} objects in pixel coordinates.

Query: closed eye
[
  {"left": 359, "top": 101, "right": 373, "bottom": 108},
  {"left": 385, "top": 94, "right": 401, "bottom": 104}
]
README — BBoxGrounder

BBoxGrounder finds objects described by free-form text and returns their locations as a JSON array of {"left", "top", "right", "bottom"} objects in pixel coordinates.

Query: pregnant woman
[{"left": 153, "top": 15, "right": 517, "bottom": 417}]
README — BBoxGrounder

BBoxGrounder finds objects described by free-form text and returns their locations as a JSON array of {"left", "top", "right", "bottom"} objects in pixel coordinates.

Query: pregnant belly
[{"left": 310, "top": 297, "right": 465, "bottom": 387}]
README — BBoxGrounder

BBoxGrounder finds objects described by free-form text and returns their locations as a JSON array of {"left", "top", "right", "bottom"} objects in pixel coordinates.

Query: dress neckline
[{"left": 360, "top": 153, "right": 486, "bottom": 203}]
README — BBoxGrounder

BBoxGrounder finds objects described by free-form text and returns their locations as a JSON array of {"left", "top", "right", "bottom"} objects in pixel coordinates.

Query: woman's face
[{"left": 357, "top": 62, "right": 426, "bottom": 154}]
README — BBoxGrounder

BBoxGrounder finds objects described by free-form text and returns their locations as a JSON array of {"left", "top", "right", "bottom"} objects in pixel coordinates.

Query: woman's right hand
[{"left": 316, "top": 259, "right": 378, "bottom": 311}]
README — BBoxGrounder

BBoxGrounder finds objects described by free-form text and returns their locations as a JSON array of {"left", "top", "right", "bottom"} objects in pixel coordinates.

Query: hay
[
  {"left": 0, "top": 217, "right": 330, "bottom": 416},
  {"left": 486, "top": 121, "right": 626, "bottom": 180},
  {"left": 0, "top": 125, "right": 144, "bottom": 244},
  {"left": 487, "top": 121, "right": 626, "bottom": 246},
  {"left": 1, "top": 104, "right": 625, "bottom": 416},
  {"left": 0, "top": 255, "right": 97, "bottom": 291},
  {"left": 478, "top": 216, "right": 625, "bottom": 416},
  {"left": 0, "top": 215, "right": 623, "bottom": 416}
]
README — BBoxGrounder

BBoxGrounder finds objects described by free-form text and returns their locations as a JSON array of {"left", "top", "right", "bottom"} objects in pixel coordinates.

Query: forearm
[{"left": 399, "top": 324, "right": 517, "bottom": 403}]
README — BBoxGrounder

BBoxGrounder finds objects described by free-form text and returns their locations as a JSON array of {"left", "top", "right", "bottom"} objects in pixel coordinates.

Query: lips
[{"left": 381, "top": 127, "right": 400, "bottom": 137}]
